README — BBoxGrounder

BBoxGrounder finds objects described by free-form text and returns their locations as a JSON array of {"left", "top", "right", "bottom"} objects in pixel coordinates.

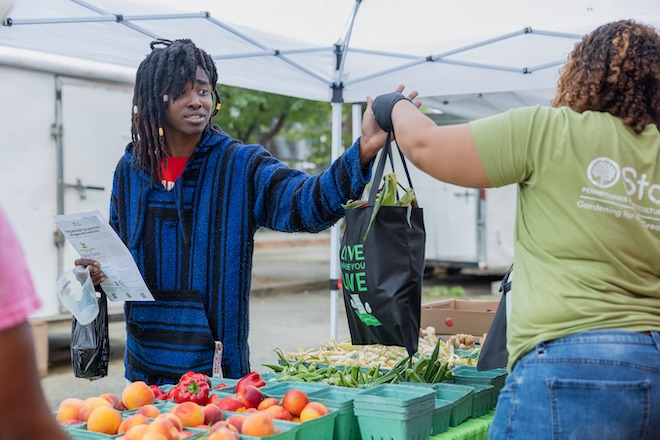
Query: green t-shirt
[{"left": 470, "top": 106, "right": 660, "bottom": 371}]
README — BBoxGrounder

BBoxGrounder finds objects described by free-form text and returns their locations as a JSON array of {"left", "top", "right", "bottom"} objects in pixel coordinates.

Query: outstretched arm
[{"left": 371, "top": 92, "right": 493, "bottom": 189}]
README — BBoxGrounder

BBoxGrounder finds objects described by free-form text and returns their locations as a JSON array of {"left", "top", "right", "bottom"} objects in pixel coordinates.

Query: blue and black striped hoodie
[{"left": 109, "top": 125, "right": 371, "bottom": 384}]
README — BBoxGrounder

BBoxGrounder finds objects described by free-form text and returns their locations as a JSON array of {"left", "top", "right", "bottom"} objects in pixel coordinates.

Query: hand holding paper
[{"left": 54, "top": 210, "right": 154, "bottom": 302}]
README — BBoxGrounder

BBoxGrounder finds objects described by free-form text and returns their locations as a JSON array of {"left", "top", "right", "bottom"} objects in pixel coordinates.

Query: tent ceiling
[{"left": 2, "top": 0, "right": 659, "bottom": 109}]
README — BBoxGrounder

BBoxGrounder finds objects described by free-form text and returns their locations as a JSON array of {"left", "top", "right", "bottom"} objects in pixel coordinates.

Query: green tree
[{"left": 213, "top": 85, "right": 359, "bottom": 169}]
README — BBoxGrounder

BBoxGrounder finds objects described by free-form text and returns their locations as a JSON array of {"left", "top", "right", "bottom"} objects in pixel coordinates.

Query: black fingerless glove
[{"left": 372, "top": 92, "right": 409, "bottom": 132}]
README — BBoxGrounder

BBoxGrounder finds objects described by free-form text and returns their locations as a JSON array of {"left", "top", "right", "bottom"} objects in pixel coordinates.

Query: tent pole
[
  {"left": 330, "top": 101, "right": 343, "bottom": 340},
  {"left": 329, "top": 100, "right": 343, "bottom": 341}
]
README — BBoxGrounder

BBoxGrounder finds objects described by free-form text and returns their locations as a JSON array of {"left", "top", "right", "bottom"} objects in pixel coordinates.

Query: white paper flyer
[{"left": 54, "top": 210, "right": 154, "bottom": 302}]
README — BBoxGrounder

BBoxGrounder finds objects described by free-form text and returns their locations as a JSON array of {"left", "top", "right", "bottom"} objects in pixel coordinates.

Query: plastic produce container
[
  {"left": 469, "top": 383, "right": 494, "bottom": 418},
  {"left": 223, "top": 411, "right": 299, "bottom": 440},
  {"left": 353, "top": 384, "right": 435, "bottom": 440},
  {"left": 429, "top": 399, "right": 454, "bottom": 435},
  {"left": 450, "top": 366, "right": 507, "bottom": 408},
  {"left": 307, "top": 387, "right": 363, "bottom": 440},
  {"left": 261, "top": 381, "right": 329, "bottom": 398},
  {"left": 398, "top": 382, "right": 474, "bottom": 428},
  {"left": 210, "top": 377, "right": 240, "bottom": 393},
  {"left": 294, "top": 410, "right": 338, "bottom": 440}
]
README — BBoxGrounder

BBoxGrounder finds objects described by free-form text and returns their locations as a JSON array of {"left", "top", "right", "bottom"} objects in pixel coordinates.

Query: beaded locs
[{"left": 130, "top": 39, "right": 221, "bottom": 182}]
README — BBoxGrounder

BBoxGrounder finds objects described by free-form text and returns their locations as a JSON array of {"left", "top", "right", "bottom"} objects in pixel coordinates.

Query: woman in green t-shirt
[{"left": 368, "top": 19, "right": 660, "bottom": 440}]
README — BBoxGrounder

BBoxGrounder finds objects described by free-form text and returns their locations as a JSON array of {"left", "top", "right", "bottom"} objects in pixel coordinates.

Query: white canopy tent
[{"left": 2, "top": 0, "right": 658, "bottom": 337}]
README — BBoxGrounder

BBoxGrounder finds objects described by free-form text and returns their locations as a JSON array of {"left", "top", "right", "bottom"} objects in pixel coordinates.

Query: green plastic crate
[
  {"left": 450, "top": 366, "right": 507, "bottom": 408},
  {"left": 209, "top": 377, "right": 240, "bottom": 394},
  {"left": 240, "top": 419, "right": 299, "bottom": 440},
  {"left": 64, "top": 426, "right": 122, "bottom": 439},
  {"left": 261, "top": 381, "right": 330, "bottom": 398},
  {"left": 397, "top": 382, "right": 474, "bottom": 428},
  {"left": 307, "top": 387, "right": 363, "bottom": 440},
  {"left": 430, "top": 399, "right": 454, "bottom": 436},
  {"left": 469, "top": 383, "right": 494, "bottom": 418},
  {"left": 294, "top": 410, "right": 338, "bottom": 440},
  {"left": 223, "top": 411, "right": 299, "bottom": 440},
  {"left": 425, "top": 383, "right": 474, "bottom": 427},
  {"left": 353, "top": 405, "right": 433, "bottom": 440},
  {"left": 353, "top": 384, "right": 435, "bottom": 412}
]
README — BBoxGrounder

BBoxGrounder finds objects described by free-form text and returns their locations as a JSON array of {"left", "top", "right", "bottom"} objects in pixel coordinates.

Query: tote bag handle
[{"left": 367, "top": 134, "right": 416, "bottom": 206}]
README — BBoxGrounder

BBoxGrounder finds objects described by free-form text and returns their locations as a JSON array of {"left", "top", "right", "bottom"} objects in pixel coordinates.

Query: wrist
[{"left": 372, "top": 92, "right": 408, "bottom": 132}]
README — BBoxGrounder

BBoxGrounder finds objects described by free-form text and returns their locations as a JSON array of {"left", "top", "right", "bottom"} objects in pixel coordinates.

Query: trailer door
[{"left": 58, "top": 76, "right": 132, "bottom": 316}]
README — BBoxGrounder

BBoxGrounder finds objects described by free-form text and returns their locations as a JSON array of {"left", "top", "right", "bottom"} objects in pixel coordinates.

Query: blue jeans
[{"left": 489, "top": 330, "right": 660, "bottom": 440}]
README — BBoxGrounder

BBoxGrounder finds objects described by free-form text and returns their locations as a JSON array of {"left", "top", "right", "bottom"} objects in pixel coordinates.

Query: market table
[{"left": 430, "top": 410, "right": 495, "bottom": 440}]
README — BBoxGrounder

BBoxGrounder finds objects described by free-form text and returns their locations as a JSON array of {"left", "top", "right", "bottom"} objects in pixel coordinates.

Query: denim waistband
[{"left": 544, "top": 329, "right": 660, "bottom": 349}]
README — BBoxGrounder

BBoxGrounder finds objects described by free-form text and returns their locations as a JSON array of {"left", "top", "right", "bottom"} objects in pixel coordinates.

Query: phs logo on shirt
[{"left": 587, "top": 157, "right": 659, "bottom": 205}]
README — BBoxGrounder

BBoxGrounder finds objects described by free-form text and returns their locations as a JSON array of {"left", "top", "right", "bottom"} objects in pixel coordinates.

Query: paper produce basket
[
  {"left": 261, "top": 381, "right": 329, "bottom": 398},
  {"left": 210, "top": 377, "right": 239, "bottom": 394},
  {"left": 429, "top": 383, "right": 474, "bottom": 427},
  {"left": 469, "top": 383, "right": 495, "bottom": 418},
  {"left": 352, "top": 384, "right": 435, "bottom": 440},
  {"left": 223, "top": 411, "right": 299, "bottom": 440},
  {"left": 294, "top": 410, "right": 338, "bottom": 440},
  {"left": 307, "top": 387, "right": 363, "bottom": 440},
  {"left": 450, "top": 366, "right": 507, "bottom": 408},
  {"left": 397, "top": 382, "right": 473, "bottom": 428},
  {"left": 430, "top": 399, "right": 454, "bottom": 436},
  {"left": 353, "top": 404, "right": 433, "bottom": 440},
  {"left": 353, "top": 384, "right": 435, "bottom": 411},
  {"left": 65, "top": 426, "right": 204, "bottom": 439}
]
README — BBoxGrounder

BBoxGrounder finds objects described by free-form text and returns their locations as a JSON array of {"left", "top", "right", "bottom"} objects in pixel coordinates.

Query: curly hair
[
  {"left": 552, "top": 19, "right": 660, "bottom": 134},
  {"left": 130, "top": 39, "right": 221, "bottom": 181}
]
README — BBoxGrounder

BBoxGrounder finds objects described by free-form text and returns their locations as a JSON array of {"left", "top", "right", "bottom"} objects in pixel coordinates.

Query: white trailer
[
  {"left": 0, "top": 48, "right": 135, "bottom": 326},
  {"left": 413, "top": 169, "right": 516, "bottom": 276}
]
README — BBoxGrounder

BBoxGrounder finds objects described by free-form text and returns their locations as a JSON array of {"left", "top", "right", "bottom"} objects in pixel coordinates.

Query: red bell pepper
[
  {"left": 179, "top": 371, "right": 212, "bottom": 387},
  {"left": 206, "top": 393, "right": 223, "bottom": 405},
  {"left": 172, "top": 375, "right": 211, "bottom": 405},
  {"left": 149, "top": 384, "right": 168, "bottom": 400},
  {"left": 235, "top": 371, "right": 266, "bottom": 394}
]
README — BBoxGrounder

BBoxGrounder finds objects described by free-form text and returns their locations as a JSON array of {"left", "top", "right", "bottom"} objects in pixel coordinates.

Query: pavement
[{"left": 40, "top": 228, "right": 498, "bottom": 411}]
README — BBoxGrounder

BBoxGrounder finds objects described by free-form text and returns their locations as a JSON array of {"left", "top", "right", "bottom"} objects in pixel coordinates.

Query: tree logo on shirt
[{"left": 587, "top": 157, "right": 620, "bottom": 189}]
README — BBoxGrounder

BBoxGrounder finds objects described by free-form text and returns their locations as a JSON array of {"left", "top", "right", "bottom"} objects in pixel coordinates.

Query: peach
[
  {"left": 87, "top": 405, "right": 122, "bottom": 435},
  {"left": 202, "top": 403, "right": 224, "bottom": 425},
  {"left": 122, "top": 381, "right": 156, "bottom": 410},
  {"left": 179, "top": 430, "right": 198, "bottom": 439},
  {"left": 56, "top": 397, "right": 84, "bottom": 424},
  {"left": 141, "top": 433, "right": 170, "bottom": 440},
  {"left": 136, "top": 404, "right": 162, "bottom": 418},
  {"left": 224, "top": 414, "right": 246, "bottom": 433},
  {"left": 281, "top": 389, "right": 309, "bottom": 416},
  {"left": 265, "top": 404, "right": 293, "bottom": 421},
  {"left": 169, "top": 401, "right": 205, "bottom": 427},
  {"left": 118, "top": 414, "right": 151, "bottom": 434},
  {"left": 237, "top": 384, "right": 265, "bottom": 409},
  {"left": 257, "top": 397, "right": 280, "bottom": 411},
  {"left": 217, "top": 395, "right": 246, "bottom": 412},
  {"left": 155, "top": 413, "right": 183, "bottom": 431},
  {"left": 299, "top": 401, "right": 329, "bottom": 422},
  {"left": 209, "top": 420, "right": 239, "bottom": 434},
  {"left": 241, "top": 411, "right": 276, "bottom": 437},
  {"left": 145, "top": 418, "right": 180, "bottom": 440},
  {"left": 79, "top": 396, "right": 113, "bottom": 421},
  {"left": 100, "top": 392, "right": 125, "bottom": 411},
  {"left": 207, "top": 426, "right": 240, "bottom": 440},
  {"left": 123, "top": 424, "right": 149, "bottom": 440}
]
